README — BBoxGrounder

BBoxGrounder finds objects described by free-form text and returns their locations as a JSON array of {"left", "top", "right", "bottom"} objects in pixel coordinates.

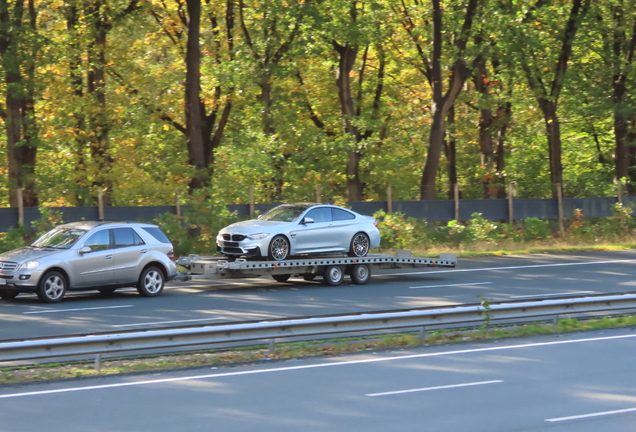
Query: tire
[
  {"left": 323, "top": 265, "right": 344, "bottom": 286},
  {"left": 37, "top": 271, "right": 67, "bottom": 303},
  {"left": 347, "top": 232, "right": 370, "bottom": 257},
  {"left": 137, "top": 266, "right": 165, "bottom": 297},
  {"left": 99, "top": 287, "right": 118, "bottom": 295},
  {"left": 268, "top": 235, "right": 290, "bottom": 261},
  {"left": 350, "top": 264, "right": 371, "bottom": 285},
  {"left": 272, "top": 274, "right": 291, "bottom": 283},
  {"left": 302, "top": 273, "right": 317, "bottom": 281},
  {"left": 0, "top": 290, "right": 19, "bottom": 300}
]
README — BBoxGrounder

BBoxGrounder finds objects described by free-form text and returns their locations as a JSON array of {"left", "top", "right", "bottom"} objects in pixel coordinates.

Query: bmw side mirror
[
  {"left": 302, "top": 217, "right": 315, "bottom": 225},
  {"left": 79, "top": 246, "right": 92, "bottom": 255}
]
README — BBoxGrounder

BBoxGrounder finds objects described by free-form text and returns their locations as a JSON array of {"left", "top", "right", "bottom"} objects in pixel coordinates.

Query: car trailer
[{"left": 175, "top": 251, "right": 457, "bottom": 286}]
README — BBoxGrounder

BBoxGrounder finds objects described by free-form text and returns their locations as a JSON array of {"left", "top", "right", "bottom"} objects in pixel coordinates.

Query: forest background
[{"left": 1, "top": 0, "right": 636, "bottom": 212}]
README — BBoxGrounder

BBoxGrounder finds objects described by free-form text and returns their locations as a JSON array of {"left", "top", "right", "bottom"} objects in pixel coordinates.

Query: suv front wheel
[
  {"left": 137, "top": 266, "right": 165, "bottom": 297},
  {"left": 37, "top": 271, "right": 67, "bottom": 303}
]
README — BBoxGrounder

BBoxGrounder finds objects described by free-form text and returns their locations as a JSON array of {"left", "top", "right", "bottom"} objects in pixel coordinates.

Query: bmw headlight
[
  {"left": 17, "top": 261, "right": 40, "bottom": 271},
  {"left": 247, "top": 233, "right": 269, "bottom": 240}
]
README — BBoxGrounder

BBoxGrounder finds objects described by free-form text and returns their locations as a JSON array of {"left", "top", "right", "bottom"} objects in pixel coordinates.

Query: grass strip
[{"left": 2, "top": 314, "right": 636, "bottom": 387}]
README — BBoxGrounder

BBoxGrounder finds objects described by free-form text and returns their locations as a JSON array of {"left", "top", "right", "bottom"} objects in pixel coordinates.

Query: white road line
[
  {"left": 379, "top": 258, "right": 636, "bottom": 276},
  {"left": 511, "top": 291, "right": 596, "bottom": 299},
  {"left": 546, "top": 407, "right": 636, "bottom": 422},
  {"left": 112, "top": 317, "right": 224, "bottom": 328},
  {"left": 366, "top": 380, "right": 503, "bottom": 397},
  {"left": 23, "top": 305, "right": 134, "bottom": 315},
  {"left": 409, "top": 282, "right": 492, "bottom": 289},
  {"left": 1, "top": 332, "right": 635, "bottom": 400}
]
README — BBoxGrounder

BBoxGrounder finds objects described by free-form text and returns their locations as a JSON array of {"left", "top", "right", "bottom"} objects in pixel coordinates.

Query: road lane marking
[
  {"left": 1, "top": 332, "right": 635, "bottom": 399},
  {"left": 546, "top": 406, "right": 636, "bottom": 422},
  {"left": 379, "top": 258, "right": 636, "bottom": 276},
  {"left": 23, "top": 305, "right": 133, "bottom": 314},
  {"left": 112, "top": 317, "right": 224, "bottom": 328},
  {"left": 366, "top": 380, "right": 503, "bottom": 397},
  {"left": 511, "top": 291, "right": 595, "bottom": 299},
  {"left": 409, "top": 282, "right": 492, "bottom": 289}
]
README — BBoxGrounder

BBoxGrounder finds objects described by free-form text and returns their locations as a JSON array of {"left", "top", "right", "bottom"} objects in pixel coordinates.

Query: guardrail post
[
  {"left": 419, "top": 326, "right": 426, "bottom": 343},
  {"left": 553, "top": 314, "right": 559, "bottom": 326},
  {"left": 269, "top": 339, "right": 276, "bottom": 354},
  {"left": 95, "top": 353, "right": 102, "bottom": 374}
]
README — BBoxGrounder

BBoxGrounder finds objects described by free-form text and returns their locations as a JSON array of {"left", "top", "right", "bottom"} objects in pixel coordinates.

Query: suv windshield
[
  {"left": 260, "top": 205, "right": 308, "bottom": 222},
  {"left": 31, "top": 228, "right": 87, "bottom": 249}
]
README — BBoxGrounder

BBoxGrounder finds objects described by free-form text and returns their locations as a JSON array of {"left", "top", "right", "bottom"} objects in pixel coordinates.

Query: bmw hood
[
  {"left": 0, "top": 247, "right": 62, "bottom": 263},
  {"left": 221, "top": 220, "right": 288, "bottom": 233}
]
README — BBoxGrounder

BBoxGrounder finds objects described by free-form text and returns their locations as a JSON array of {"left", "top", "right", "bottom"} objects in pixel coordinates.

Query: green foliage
[
  {"left": 522, "top": 217, "right": 551, "bottom": 241},
  {"left": 372, "top": 210, "right": 427, "bottom": 249},
  {"left": 153, "top": 198, "right": 240, "bottom": 256},
  {"left": 466, "top": 213, "right": 498, "bottom": 243},
  {"left": 0, "top": 225, "right": 28, "bottom": 254}
]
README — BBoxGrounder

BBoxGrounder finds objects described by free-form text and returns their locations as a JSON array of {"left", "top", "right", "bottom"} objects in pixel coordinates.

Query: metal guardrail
[{"left": 2, "top": 293, "right": 636, "bottom": 363}]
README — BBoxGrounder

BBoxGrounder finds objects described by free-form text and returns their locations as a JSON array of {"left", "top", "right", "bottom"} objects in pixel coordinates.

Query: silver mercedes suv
[{"left": 0, "top": 221, "right": 177, "bottom": 303}]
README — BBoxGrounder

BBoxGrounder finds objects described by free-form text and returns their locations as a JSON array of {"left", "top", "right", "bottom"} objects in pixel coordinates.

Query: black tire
[
  {"left": 350, "top": 264, "right": 371, "bottom": 285},
  {"left": 268, "top": 235, "right": 290, "bottom": 261},
  {"left": 98, "top": 287, "right": 118, "bottom": 295},
  {"left": 272, "top": 274, "right": 291, "bottom": 283},
  {"left": 0, "top": 290, "right": 19, "bottom": 300},
  {"left": 137, "top": 266, "right": 165, "bottom": 297},
  {"left": 37, "top": 271, "right": 67, "bottom": 303},
  {"left": 323, "top": 265, "right": 344, "bottom": 286},
  {"left": 347, "top": 232, "right": 370, "bottom": 257},
  {"left": 302, "top": 273, "right": 317, "bottom": 281}
]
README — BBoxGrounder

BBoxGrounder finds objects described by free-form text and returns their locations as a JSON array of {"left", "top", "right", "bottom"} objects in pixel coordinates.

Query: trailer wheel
[
  {"left": 272, "top": 274, "right": 291, "bottom": 283},
  {"left": 323, "top": 265, "right": 344, "bottom": 286},
  {"left": 302, "top": 273, "right": 317, "bottom": 281},
  {"left": 350, "top": 264, "right": 371, "bottom": 285}
]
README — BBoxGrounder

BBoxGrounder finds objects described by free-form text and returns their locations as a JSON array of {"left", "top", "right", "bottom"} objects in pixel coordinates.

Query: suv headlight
[
  {"left": 17, "top": 261, "right": 40, "bottom": 271},
  {"left": 247, "top": 233, "right": 269, "bottom": 240}
]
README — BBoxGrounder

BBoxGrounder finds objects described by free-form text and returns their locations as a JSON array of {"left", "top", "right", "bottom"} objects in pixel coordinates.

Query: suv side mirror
[
  {"left": 302, "top": 217, "right": 315, "bottom": 225},
  {"left": 79, "top": 246, "right": 92, "bottom": 255}
]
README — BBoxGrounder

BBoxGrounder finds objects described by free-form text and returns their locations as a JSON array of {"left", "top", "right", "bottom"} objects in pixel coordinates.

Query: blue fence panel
[
  {"left": 350, "top": 201, "right": 387, "bottom": 216},
  {"left": 392, "top": 200, "right": 455, "bottom": 222},
  {"left": 562, "top": 197, "right": 616, "bottom": 219},
  {"left": 459, "top": 199, "right": 508, "bottom": 221}
]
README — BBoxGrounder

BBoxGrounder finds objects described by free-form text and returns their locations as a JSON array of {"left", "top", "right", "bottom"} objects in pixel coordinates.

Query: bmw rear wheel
[
  {"left": 268, "top": 235, "right": 290, "bottom": 261},
  {"left": 37, "top": 271, "right": 67, "bottom": 303},
  {"left": 348, "top": 232, "right": 370, "bottom": 257}
]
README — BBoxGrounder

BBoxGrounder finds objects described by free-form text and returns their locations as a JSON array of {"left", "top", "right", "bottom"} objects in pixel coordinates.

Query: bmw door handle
[
  {"left": 105, "top": 255, "right": 113, "bottom": 259},
  {"left": 140, "top": 249, "right": 148, "bottom": 253}
]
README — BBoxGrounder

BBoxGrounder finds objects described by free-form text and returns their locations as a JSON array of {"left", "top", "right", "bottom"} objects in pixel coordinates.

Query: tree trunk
[
  {"left": 444, "top": 105, "right": 457, "bottom": 200},
  {"left": 420, "top": 107, "right": 446, "bottom": 200},
  {"left": 539, "top": 99, "right": 564, "bottom": 197},
  {"left": 185, "top": 0, "right": 207, "bottom": 191}
]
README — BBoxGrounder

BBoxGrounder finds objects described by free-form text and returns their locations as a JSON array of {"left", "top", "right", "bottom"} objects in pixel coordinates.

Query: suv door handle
[
  {"left": 105, "top": 255, "right": 113, "bottom": 259},
  {"left": 140, "top": 249, "right": 148, "bottom": 253}
]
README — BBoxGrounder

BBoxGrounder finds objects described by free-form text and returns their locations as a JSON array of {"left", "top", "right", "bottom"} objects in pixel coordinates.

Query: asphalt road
[
  {"left": 1, "top": 328, "right": 636, "bottom": 431},
  {"left": 1, "top": 250, "right": 636, "bottom": 341}
]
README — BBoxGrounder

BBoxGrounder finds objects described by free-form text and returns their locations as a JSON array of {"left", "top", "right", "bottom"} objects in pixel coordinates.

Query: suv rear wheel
[{"left": 137, "top": 266, "right": 165, "bottom": 297}]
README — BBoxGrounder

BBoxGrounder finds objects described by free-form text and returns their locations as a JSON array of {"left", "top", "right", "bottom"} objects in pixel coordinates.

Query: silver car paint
[
  {"left": 0, "top": 222, "right": 177, "bottom": 293},
  {"left": 217, "top": 204, "right": 381, "bottom": 258}
]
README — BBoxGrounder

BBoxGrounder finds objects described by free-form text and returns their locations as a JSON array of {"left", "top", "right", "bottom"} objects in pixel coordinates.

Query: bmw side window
[
  {"left": 83, "top": 230, "right": 110, "bottom": 252},
  {"left": 332, "top": 208, "right": 355, "bottom": 221},
  {"left": 113, "top": 228, "right": 137, "bottom": 248},
  {"left": 305, "top": 208, "right": 332, "bottom": 223}
]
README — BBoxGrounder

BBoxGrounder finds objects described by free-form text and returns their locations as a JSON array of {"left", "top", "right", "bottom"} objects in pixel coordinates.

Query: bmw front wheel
[{"left": 268, "top": 235, "right": 290, "bottom": 261}]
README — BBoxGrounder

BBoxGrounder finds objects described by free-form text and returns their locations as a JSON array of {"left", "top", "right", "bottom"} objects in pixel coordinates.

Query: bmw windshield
[
  {"left": 259, "top": 205, "right": 308, "bottom": 222},
  {"left": 31, "top": 228, "right": 87, "bottom": 249}
]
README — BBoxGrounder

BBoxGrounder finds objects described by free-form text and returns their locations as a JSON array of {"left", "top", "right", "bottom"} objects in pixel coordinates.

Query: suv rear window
[{"left": 141, "top": 227, "right": 171, "bottom": 244}]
